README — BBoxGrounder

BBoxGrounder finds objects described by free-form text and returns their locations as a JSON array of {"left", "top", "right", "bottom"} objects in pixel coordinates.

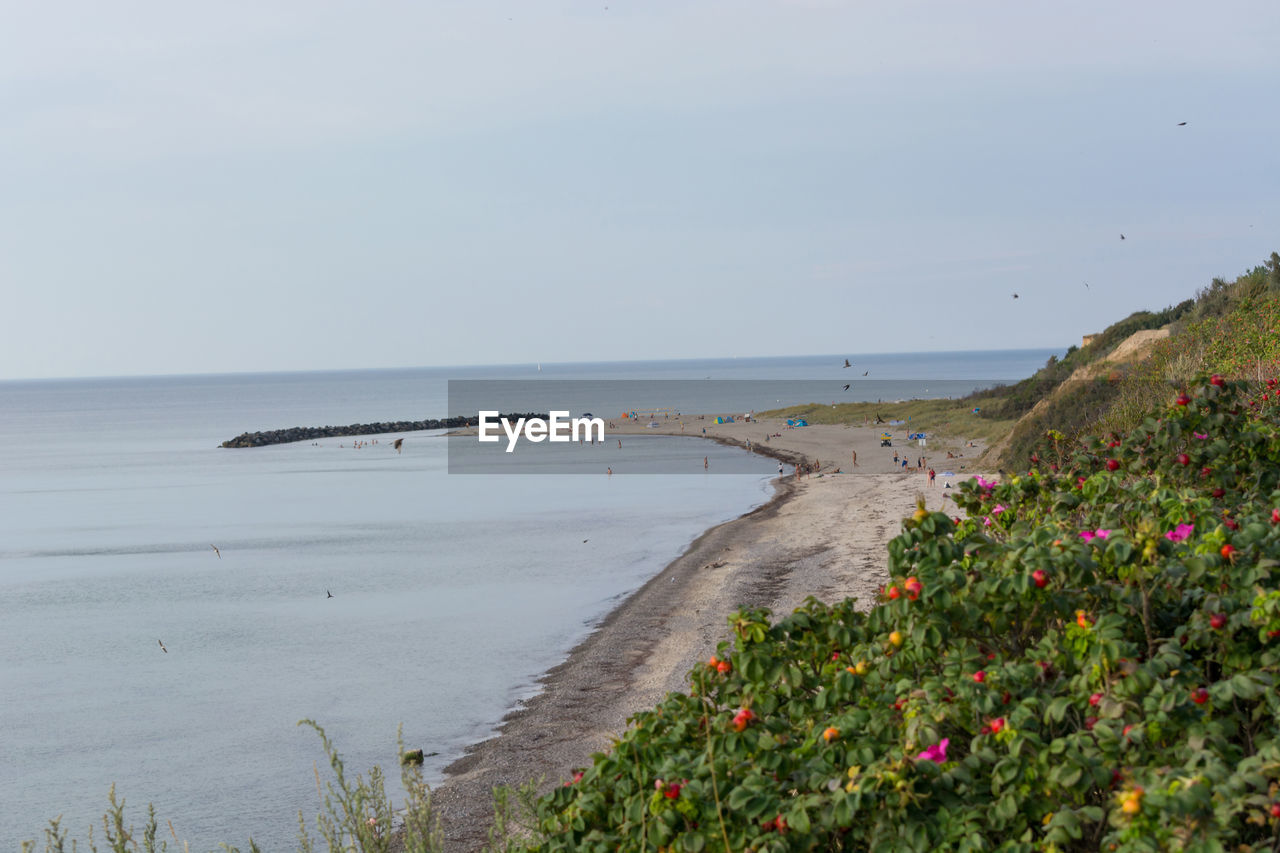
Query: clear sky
[{"left": 2, "top": 1, "right": 1277, "bottom": 380}]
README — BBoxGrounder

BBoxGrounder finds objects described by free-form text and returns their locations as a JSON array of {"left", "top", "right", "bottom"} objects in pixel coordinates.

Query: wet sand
[{"left": 430, "top": 418, "right": 979, "bottom": 849}]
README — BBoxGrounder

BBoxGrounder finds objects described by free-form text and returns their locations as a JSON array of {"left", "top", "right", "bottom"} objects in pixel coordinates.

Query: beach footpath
[{"left": 430, "top": 417, "right": 979, "bottom": 850}]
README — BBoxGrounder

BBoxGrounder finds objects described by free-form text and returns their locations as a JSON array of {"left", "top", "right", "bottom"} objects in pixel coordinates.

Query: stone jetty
[{"left": 220, "top": 413, "right": 547, "bottom": 448}]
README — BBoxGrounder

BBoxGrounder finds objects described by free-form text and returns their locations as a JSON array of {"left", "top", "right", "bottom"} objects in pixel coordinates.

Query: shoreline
[
  {"left": 429, "top": 417, "right": 978, "bottom": 849},
  {"left": 428, "top": 476, "right": 801, "bottom": 848}
]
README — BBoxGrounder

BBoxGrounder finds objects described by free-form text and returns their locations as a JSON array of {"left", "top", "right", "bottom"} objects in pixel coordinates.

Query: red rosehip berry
[
  {"left": 1192, "top": 687, "right": 1209, "bottom": 705},
  {"left": 973, "top": 670, "right": 986, "bottom": 683},
  {"left": 1089, "top": 692, "right": 1102, "bottom": 706},
  {"left": 1032, "top": 568, "right": 1048, "bottom": 588},
  {"left": 1085, "top": 716, "right": 1098, "bottom": 730},
  {"left": 1212, "top": 487, "right": 1225, "bottom": 498},
  {"left": 990, "top": 717, "right": 1005, "bottom": 734},
  {"left": 887, "top": 585, "right": 900, "bottom": 600},
  {"left": 1220, "top": 544, "right": 1235, "bottom": 560},
  {"left": 1176, "top": 453, "right": 1190, "bottom": 466},
  {"left": 1271, "top": 508, "right": 1280, "bottom": 524},
  {"left": 1209, "top": 613, "right": 1227, "bottom": 630},
  {"left": 1271, "top": 803, "right": 1280, "bottom": 818},
  {"left": 1175, "top": 393, "right": 1191, "bottom": 406},
  {"left": 1106, "top": 458, "right": 1120, "bottom": 471},
  {"left": 1210, "top": 374, "right": 1224, "bottom": 386}
]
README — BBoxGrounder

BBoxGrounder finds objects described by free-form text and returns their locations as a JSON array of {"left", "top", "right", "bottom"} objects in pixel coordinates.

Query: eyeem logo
[{"left": 478, "top": 411, "right": 605, "bottom": 453}]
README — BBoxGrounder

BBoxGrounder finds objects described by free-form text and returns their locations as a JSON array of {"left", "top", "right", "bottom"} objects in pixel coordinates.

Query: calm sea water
[{"left": 0, "top": 350, "right": 1057, "bottom": 850}]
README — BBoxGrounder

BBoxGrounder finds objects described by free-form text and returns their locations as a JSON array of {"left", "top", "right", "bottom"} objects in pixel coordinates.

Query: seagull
[
  {"left": 210, "top": 544, "right": 220, "bottom": 559},
  {"left": 158, "top": 640, "right": 167, "bottom": 653},
  {"left": 1084, "top": 281, "right": 1090, "bottom": 290},
  {"left": 582, "top": 539, "right": 589, "bottom": 543},
  {"left": 843, "top": 359, "right": 851, "bottom": 368},
  {"left": 843, "top": 384, "right": 850, "bottom": 391},
  {"left": 1120, "top": 234, "right": 1126, "bottom": 240},
  {"left": 393, "top": 438, "right": 404, "bottom": 453},
  {"left": 1177, "top": 121, "right": 1187, "bottom": 126},
  {"left": 1012, "top": 293, "right": 1019, "bottom": 299},
  {"left": 327, "top": 590, "right": 333, "bottom": 599},
  {"left": 863, "top": 371, "right": 869, "bottom": 376}
]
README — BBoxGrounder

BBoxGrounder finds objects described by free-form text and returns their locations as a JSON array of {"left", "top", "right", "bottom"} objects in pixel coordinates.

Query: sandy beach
[{"left": 431, "top": 416, "right": 984, "bottom": 850}]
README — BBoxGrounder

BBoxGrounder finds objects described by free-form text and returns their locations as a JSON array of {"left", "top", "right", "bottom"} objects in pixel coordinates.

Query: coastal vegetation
[
  {"left": 520, "top": 374, "right": 1280, "bottom": 850},
  {"left": 987, "top": 254, "right": 1280, "bottom": 468}
]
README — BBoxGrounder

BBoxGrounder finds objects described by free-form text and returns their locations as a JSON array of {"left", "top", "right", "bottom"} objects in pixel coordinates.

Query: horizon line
[{"left": 0, "top": 345, "right": 1069, "bottom": 385}]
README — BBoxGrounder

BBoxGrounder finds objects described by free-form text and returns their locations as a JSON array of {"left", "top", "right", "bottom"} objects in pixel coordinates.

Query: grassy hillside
[
  {"left": 986, "top": 253, "right": 1280, "bottom": 469},
  {"left": 759, "top": 252, "right": 1280, "bottom": 470}
]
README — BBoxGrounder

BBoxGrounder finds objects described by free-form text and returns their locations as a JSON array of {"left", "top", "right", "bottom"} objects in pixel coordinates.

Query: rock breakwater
[{"left": 219, "top": 413, "right": 547, "bottom": 448}]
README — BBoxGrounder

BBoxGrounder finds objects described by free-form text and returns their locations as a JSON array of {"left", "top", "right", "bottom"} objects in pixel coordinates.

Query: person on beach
[
  {"left": 618, "top": 439, "right": 622, "bottom": 449},
  {"left": 778, "top": 463, "right": 784, "bottom": 476},
  {"left": 851, "top": 449, "right": 857, "bottom": 466},
  {"left": 608, "top": 467, "right": 613, "bottom": 476},
  {"left": 704, "top": 456, "right": 709, "bottom": 469},
  {"left": 929, "top": 468, "right": 936, "bottom": 486},
  {"left": 893, "top": 450, "right": 899, "bottom": 464}
]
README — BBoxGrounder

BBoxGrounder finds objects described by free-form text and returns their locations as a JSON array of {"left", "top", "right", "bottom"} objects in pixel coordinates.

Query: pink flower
[
  {"left": 1079, "top": 530, "right": 1095, "bottom": 542},
  {"left": 983, "top": 517, "right": 993, "bottom": 527},
  {"left": 1194, "top": 432, "right": 1209, "bottom": 440},
  {"left": 916, "top": 738, "right": 949, "bottom": 763},
  {"left": 992, "top": 504, "right": 1006, "bottom": 515},
  {"left": 975, "top": 475, "right": 996, "bottom": 493},
  {"left": 1094, "top": 529, "right": 1110, "bottom": 539},
  {"left": 1079, "top": 528, "right": 1109, "bottom": 542},
  {"left": 1165, "top": 523, "right": 1194, "bottom": 543}
]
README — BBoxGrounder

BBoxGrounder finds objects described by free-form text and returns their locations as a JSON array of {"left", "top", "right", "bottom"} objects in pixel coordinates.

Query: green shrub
[{"left": 522, "top": 377, "right": 1280, "bottom": 851}]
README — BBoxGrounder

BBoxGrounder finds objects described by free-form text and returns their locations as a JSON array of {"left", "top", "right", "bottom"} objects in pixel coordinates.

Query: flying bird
[
  {"left": 863, "top": 371, "right": 869, "bottom": 376},
  {"left": 843, "top": 359, "right": 851, "bottom": 368},
  {"left": 1177, "top": 121, "right": 1187, "bottom": 126},
  {"left": 1012, "top": 293, "right": 1019, "bottom": 299},
  {"left": 1120, "top": 234, "right": 1126, "bottom": 240},
  {"left": 392, "top": 438, "right": 404, "bottom": 454},
  {"left": 327, "top": 590, "right": 334, "bottom": 599},
  {"left": 582, "top": 539, "right": 589, "bottom": 543},
  {"left": 1084, "top": 281, "right": 1090, "bottom": 290},
  {"left": 842, "top": 384, "right": 850, "bottom": 391},
  {"left": 210, "top": 544, "right": 220, "bottom": 559},
  {"left": 158, "top": 640, "right": 167, "bottom": 653}
]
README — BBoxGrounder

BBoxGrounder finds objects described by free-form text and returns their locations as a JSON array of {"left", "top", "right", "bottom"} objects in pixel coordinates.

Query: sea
[{"left": 0, "top": 350, "right": 1058, "bottom": 851}]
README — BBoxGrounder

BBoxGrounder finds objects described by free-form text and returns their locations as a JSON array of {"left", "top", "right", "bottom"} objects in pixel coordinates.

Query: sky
[{"left": 1, "top": 0, "right": 1278, "bottom": 380}]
